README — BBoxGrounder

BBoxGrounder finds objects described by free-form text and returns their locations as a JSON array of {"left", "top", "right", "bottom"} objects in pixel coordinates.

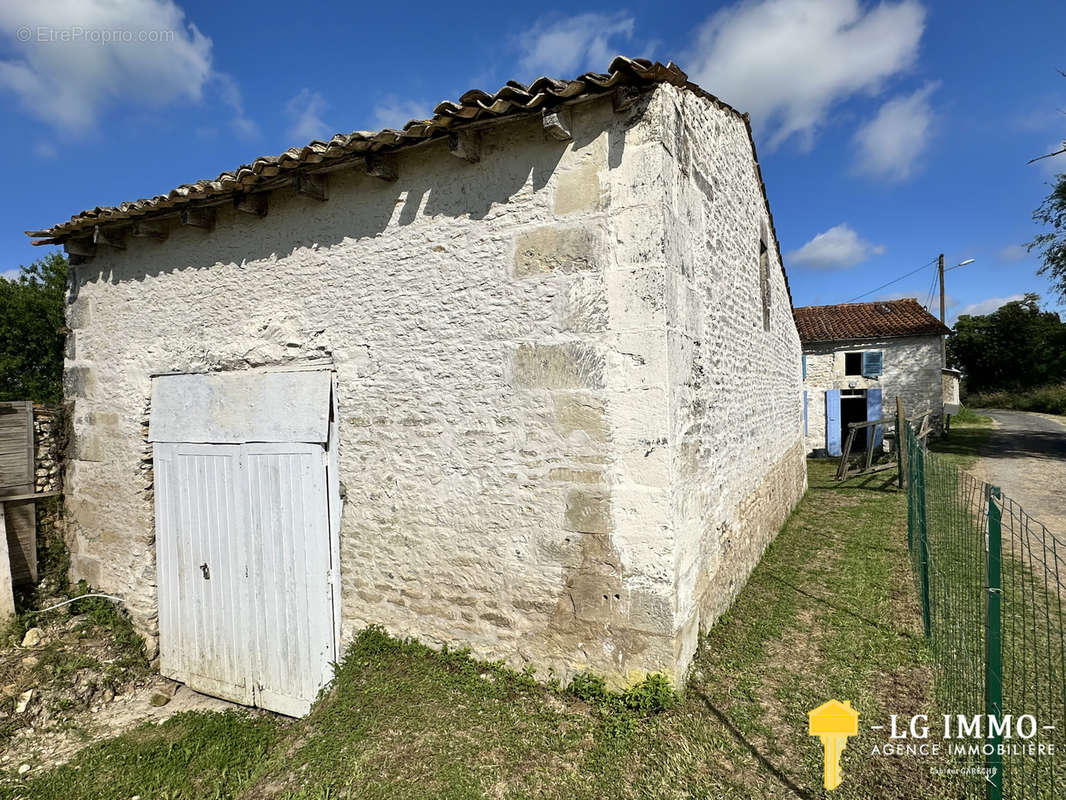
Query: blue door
[
  {"left": 826, "top": 389, "right": 841, "bottom": 456},
  {"left": 867, "top": 388, "right": 883, "bottom": 450}
]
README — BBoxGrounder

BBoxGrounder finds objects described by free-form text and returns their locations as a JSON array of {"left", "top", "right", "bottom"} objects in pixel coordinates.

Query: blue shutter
[
  {"left": 803, "top": 390, "right": 808, "bottom": 436},
  {"left": 802, "top": 354, "right": 807, "bottom": 380},
  {"left": 826, "top": 389, "right": 841, "bottom": 456},
  {"left": 867, "top": 388, "right": 883, "bottom": 449},
  {"left": 862, "top": 350, "right": 883, "bottom": 377}
]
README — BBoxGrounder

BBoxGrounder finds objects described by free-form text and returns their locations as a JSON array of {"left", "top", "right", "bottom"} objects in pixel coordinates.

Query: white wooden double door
[{"left": 154, "top": 441, "right": 336, "bottom": 716}]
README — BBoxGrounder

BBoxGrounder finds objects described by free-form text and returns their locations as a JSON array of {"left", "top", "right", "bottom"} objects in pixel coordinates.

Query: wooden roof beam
[
  {"left": 180, "top": 207, "right": 216, "bottom": 230},
  {"left": 93, "top": 225, "right": 127, "bottom": 250},
  {"left": 234, "top": 192, "right": 269, "bottom": 217},
  {"left": 294, "top": 173, "right": 328, "bottom": 201},
  {"left": 131, "top": 220, "right": 169, "bottom": 241},
  {"left": 448, "top": 131, "right": 480, "bottom": 163},
  {"left": 63, "top": 237, "right": 95, "bottom": 258},
  {"left": 542, "top": 107, "right": 572, "bottom": 142},
  {"left": 365, "top": 154, "right": 397, "bottom": 182}
]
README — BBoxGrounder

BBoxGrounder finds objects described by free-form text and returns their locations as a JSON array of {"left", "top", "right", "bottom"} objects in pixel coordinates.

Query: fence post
[
  {"left": 985, "top": 486, "right": 1003, "bottom": 800},
  {"left": 915, "top": 443, "right": 932, "bottom": 638},
  {"left": 896, "top": 396, "right": 906, "bottom": 490}
]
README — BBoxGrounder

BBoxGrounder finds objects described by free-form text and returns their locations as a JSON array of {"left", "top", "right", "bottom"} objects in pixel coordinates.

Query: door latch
[{"left": 200, "top": 562, "right": 210, "bottom": 580}]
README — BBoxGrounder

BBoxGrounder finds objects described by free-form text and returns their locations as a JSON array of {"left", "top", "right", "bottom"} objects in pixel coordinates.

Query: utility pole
[{"left": 938, "top": 253, "right": 946, "bottom": 367}]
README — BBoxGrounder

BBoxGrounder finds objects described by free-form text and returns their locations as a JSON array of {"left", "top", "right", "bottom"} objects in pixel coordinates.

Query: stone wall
[
  {"left": 655, "top": 84, "right": 808, "bottom": 667},
  {"left": 32, "top": 407, "right": 61, "bottom": 495},
  {"left": 803, "top": 334, "right": 943, "bottom": 454},
  {"left": 62, "top": 84, "right": 805, "bottom": 686}
]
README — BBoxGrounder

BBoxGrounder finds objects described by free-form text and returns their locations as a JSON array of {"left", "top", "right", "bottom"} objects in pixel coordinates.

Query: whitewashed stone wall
[
  {"left": 656, "top": 85, "right": 807, "bottom": 666},
  {"left": 62, "top": 84, "right": 804, "bottom": 685},
  {"left": 803, "top": 335, "right": 943, "bottom": 454}
]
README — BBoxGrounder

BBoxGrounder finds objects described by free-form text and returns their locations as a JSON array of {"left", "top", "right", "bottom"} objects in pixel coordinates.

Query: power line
[
  {"left": 923, "top": 267, "right": 940, "bottom": 312},
  {"left": 844, "top": 257, "right": 939, "bottom": 303}
]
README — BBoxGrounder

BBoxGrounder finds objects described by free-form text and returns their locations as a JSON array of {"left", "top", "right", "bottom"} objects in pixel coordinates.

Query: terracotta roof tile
[
  {"left": 27, "top": 57, "right": 693, "bottom": 242},
  {"left": 794, "top": 299, "right": 950, "bottom": 343},
  {"left": 26, "top": 56, "right": 794, "bottom": 310}
]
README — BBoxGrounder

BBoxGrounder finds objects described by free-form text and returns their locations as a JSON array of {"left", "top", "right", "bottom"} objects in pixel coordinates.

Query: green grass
[
  {"left": 966, "top": 383, "right": 1066, "bottom": 416},
  {"left": 930, "top": 408, "right": 994, "bottom": 471},
  {"left": 0, "top": 712, "right": 280, "bottom": 800},
  {"left": 8, "top": 463, "right": 961, "bottom": 799}
]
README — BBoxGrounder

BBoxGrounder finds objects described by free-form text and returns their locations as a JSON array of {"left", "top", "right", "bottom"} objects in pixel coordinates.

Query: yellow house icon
[{"left": 808, "top": 700, "right": 859, "bottom": 790}]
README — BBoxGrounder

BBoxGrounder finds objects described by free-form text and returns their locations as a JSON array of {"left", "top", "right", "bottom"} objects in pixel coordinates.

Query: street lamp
[{"left": 939, "top": 254, "right": 976, "bottom": 365}]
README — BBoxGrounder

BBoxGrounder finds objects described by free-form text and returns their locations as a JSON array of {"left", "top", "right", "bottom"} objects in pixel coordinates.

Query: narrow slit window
[{"left": 758, "top": 232, "right": 771, "bottom": 332}]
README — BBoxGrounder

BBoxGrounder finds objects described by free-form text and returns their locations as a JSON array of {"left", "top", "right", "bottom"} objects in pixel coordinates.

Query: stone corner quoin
[{"left": 58, "top": 81, "right": 807, "bottom": 691}]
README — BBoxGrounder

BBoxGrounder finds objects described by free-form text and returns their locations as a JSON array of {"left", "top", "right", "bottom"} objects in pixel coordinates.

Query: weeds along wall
[{"left": 60, "top": 84, "right": 804, "bottom": 686}]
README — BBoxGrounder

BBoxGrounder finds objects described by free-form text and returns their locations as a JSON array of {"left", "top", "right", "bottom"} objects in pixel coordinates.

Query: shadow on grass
[
  {"left": 806, "top": 459, "right": 902, "bottom": 493},
  {"left": 695, "top": 693, "right": 816, "bottom": 800},
  {"left": 761, "top": 572, "right": 918, "bottom": 640}
]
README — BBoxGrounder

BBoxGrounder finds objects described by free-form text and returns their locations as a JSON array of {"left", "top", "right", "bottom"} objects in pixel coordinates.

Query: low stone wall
[{"left": 33, "top": 406, "right": 61, "bottom": 495}]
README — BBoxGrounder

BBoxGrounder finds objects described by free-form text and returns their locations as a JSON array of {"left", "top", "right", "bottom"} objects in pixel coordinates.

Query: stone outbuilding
[
  {"left": 28, "top": 58, "right": 807, "bottom": 714},
  {"left": 795, "top": 298, "right": 951, "bottom": 456}
]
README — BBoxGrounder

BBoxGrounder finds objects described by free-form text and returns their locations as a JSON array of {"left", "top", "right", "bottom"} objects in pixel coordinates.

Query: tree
[
  {"left": 1028, "top": 69, "right": 1066, "bottom": 298},
  {"left": 1029, "top": 174, "right": 1066, "bottom": 300},
  {"left": 947, "top": 293, "right": 1066, "bottom": 394},
  {"left": 0, "top": 252, "right": 68, "bottom": 405}
]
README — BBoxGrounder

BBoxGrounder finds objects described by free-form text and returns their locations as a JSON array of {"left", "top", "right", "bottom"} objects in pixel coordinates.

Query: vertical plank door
[
  {"left": 244, "top": 443, "right": 335, "bottom": 717},
  {"left": 154, "top": 443, "right": 254, "bottom": 705},
  {"left": 825, "top": 389, "right": 842, "bottom": 456}
]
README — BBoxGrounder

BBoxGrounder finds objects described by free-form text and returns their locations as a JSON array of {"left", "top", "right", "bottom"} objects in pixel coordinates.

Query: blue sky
[{"left": 1, "top": 0, "right": 1064, "bottom": 322}]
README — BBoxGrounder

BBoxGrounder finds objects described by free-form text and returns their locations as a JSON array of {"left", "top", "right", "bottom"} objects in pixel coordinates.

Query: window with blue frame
[{"left": 843, "top": 350, "right": 883, "bottom": 377}]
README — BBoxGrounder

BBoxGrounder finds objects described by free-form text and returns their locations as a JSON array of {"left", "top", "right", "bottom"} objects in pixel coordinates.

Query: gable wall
[
  {"left": 655, "top": 84, "right": 807, "bottom": 668},
  {"left": 802, "top": 334, "right": 943, "bottom": 453}
]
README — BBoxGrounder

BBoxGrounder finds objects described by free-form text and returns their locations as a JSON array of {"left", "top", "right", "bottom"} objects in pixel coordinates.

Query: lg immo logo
[
  {"left": 809, "top": 699, "right": 1057, "bottom": 791},
  {"left": 808, "top": 700, "right": 858, "bottom": 790}
]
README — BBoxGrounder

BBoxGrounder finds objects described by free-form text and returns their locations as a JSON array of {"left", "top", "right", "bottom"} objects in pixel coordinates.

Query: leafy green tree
[
  {"left": 948, "top": 293, "right": 1066, "bottom": 393},
  {"left": 0, "top": 252, "right": 68, "bottom": 405},
  {"left": 1030, "top": 174, "right": 1066, "bottom": 299}
]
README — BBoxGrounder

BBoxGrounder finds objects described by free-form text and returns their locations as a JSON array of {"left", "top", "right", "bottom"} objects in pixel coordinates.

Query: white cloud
[
  {"left": 683, "top": 0, "right": 926, "bottom": 149},
  {"left": 853, "top": 82, "right": 937, "bottom": 180},
  {"left": 214, "top": 72, "right": 258, "bottom": 140},
  {"left": 518, "top": 13, "right": 635, "bottom": 79},
  {"left": 954, "top": 294, "right": 1025, "bottom": 319},
  {"left": 372, "top": 98, "right": 432, "bottom": 131},
  {"left": 285, "top": 89, "right": 331, "bottom": 141},
  {"left": 997, "top": 244, "right": 1028, "bottom": 263},
  {"left": 787, "top": 224, "right": 885, "bottom": 269},
  {"left": 0, "top": 0, "right": 213, "bottom": 131}
]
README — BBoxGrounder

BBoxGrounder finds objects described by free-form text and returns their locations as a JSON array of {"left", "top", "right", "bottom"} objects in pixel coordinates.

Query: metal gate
[{"left": 150, "top": 370, "right": 339, "bottom": 716}]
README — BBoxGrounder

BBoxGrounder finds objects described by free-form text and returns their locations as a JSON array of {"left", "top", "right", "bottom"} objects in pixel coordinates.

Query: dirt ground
[{"left": 0, "top": 604, "right": 240, "bottom": 783}]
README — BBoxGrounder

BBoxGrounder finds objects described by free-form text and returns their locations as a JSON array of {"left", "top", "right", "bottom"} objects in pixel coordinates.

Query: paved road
[{"left": 973, "top": 409, "right": 1066, "bottom": 539}]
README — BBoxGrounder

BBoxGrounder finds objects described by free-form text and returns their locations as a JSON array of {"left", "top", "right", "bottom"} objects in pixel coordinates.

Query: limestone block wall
[
  {"left": 61, "top": 83, "right": 805, "bottom": 686},
  {"left": 803, "top": 334, "right": 943, "bottom": 454},
  {"left": 655, "top": 83, "right": 808, "bottom": 667}
]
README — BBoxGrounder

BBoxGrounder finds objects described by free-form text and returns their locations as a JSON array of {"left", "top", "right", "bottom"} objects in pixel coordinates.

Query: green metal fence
[{"left": 904, "top": 422, "right": 1066, "bottom": 799}]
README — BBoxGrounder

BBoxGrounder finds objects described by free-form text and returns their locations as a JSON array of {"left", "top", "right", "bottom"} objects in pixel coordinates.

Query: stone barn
[
  {"left": 28, "top": 58, "right": 806, "bottom": 714},
  {"left": 796, "top": 298, "right": 951, "bottom": 457}
]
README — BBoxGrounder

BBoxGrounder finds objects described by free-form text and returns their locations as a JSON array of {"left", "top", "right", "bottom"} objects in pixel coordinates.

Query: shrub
[{"left": 966, "top": 383, "right": 1066, "bottom": 416}]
